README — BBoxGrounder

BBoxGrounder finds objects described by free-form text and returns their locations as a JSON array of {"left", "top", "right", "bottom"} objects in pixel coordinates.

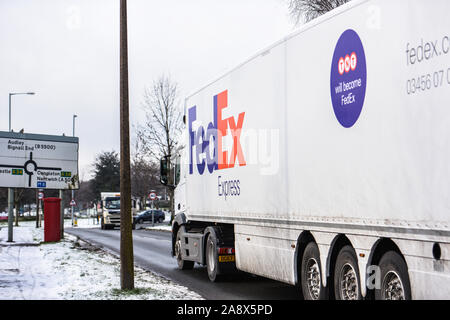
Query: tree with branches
[
  {"left": 91, "top": 150, "right": 121, "bottom": 200},
  {"left": 130, "top": 137, "right": 162, "bottom": 211},
  {"left": 288, "top": 0, "right": 350, "bottom": 24},
  {"left": 136, "top": 74, "right": 183, "bottom": 222}
]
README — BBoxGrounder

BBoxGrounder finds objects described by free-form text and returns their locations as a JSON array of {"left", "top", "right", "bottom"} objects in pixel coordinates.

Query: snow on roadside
[
  {"left": 68, "top": 216, "right": 173, "bottom": 232},
  {"left": 141, "top": 224, "right": 172, "bottom": 232},
  {"left": 0, "top": 222, "right": 202, "bottom": 300}
]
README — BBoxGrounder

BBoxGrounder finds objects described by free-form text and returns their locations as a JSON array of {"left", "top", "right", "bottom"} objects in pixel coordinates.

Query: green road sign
[
  {"left": 61, "top": 171, "right": 72, "bottom": 177},
  {"left": 12, "top": 169, "right": 23, "bottom": 175}
]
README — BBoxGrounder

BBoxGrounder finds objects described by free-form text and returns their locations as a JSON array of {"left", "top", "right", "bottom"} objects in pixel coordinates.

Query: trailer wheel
[
  {"left": 175, "top": 227, "right": 194, "bottom": 270},
  {"left": 375, "top": 251, "right": 411, "bottom": 300},
  {"left": 301, "top": 242, "right": 328, "bottom": 300},
  {"left": 334, "top": 245, "right": 362, "bottom": 300},
  {"left": 206, "top": 232, "right": 222, "bottom": 282}
]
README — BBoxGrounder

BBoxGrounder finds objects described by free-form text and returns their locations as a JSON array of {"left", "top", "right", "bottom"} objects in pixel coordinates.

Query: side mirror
[
  {"left": 160, "top": 157, "right": 169, "bottom": 186},
  {"left": 174, "top": 158, "right": 180, "bottom": 186}
]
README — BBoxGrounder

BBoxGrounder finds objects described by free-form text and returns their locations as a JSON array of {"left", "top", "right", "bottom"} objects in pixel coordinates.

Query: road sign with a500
[{"left": 0, "top": 131, "right": 79, "bottom": 190}]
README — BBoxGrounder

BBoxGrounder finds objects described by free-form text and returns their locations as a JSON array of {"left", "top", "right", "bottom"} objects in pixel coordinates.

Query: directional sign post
[
  {"left": 38, "top": 190, "right": 44, "bottom": 228},
  {"left": 0, "top": 131, "right": 79, "bottom": 189},
  {"left": 70, "top": 199, "right": 77, "bottom": 227},
  {"left": 0, "top": 131, "right": 79, "bottom": 241},
  {"left": 149, "top": 192, "right": 157, "bottom": 226}
]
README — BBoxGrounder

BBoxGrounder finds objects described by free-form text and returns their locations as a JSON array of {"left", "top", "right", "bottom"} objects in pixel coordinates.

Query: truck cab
[{"left": 100, "top": 192, "right": 138, "bottom": 230}]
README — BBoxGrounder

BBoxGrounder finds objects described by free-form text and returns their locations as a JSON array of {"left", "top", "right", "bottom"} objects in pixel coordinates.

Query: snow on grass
[{"left": 0, "top": 222, "right": 202, "bottom": 300}]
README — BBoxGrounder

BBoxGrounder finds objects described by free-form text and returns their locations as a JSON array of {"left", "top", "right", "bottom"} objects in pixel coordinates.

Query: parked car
[{"left": 134, "top": 210, "right": 165, "bottom": 225}]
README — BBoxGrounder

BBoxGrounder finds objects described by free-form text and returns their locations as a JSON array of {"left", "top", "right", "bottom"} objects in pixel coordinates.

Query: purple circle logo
[{"left": 330, "top": 29, "right": 367, "bottom": 128}]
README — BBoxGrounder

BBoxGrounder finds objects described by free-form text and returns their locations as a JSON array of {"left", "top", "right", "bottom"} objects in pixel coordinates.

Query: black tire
[
  {"left": 334, "top": 245, "right": 362, "bottom": 300},
  {"left": 101, "top": 218, "right": 105, "bottom": 230},
  {"left": 301, "top": 242, "right": 328, "bottom": 300},
  {"left": 375, "top": 251, "right": 411, "bottom": 300},
  {"left": 206, "top": 231, "right": 222, "bottom": 282},
  {"left": 158, "top": 217, "right": 164, "bottom": 223},
  {"left": 175, "top": 227, "right": 194, "bottom": 270}
]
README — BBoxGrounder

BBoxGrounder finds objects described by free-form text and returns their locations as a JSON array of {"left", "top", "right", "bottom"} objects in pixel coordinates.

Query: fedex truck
[{"left": 160, "top": 0, "right": 450, "bottom": 299}]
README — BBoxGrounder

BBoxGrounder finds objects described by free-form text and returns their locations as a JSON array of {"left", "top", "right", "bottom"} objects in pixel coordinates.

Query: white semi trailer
[{"left": 160, "top": 0, "right": 450, "bottom": 299}]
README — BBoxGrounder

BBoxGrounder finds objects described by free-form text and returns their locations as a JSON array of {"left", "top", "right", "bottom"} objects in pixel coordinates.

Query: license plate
[{"left": 218, "top": 255, "right": 235, "bottom": 262}]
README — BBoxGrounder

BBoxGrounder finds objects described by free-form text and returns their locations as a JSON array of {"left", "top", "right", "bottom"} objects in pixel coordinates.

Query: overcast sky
[{"left": 0, "top": 0, "right": 294, "bottom": 180}]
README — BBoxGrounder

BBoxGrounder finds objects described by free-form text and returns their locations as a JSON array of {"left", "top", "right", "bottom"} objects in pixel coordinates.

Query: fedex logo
[{"left": 189, "top": 90, "right": 246, "bottom": 175}]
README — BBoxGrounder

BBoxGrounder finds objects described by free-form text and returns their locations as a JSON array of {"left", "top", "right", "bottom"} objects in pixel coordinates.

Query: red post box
[{"left": 43, "top": 197, "right": 61, "bottom": 242}]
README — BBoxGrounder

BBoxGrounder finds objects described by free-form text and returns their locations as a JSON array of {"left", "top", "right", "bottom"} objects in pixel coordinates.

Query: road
[{"left": 65, "top": 226, "right": 301, "bottom": 300}]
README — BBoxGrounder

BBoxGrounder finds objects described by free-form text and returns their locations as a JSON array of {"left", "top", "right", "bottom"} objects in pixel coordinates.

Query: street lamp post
[
  {"left": 7, "top": 92, "right": 35, "bottom": 242},
  {"left": 73, "top": 114, "right": 77, "bottom": 137},
  {"left": 71, "top": 115, "right": 77, "bottom": 227},
  {"left": 9, "top": 92, "right": 35, "bottom": 132}
]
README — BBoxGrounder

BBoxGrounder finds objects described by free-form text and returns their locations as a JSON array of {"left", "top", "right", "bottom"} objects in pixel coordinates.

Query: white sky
[{"left": 0, "top": 0, "right": 294, "bottom": 179}]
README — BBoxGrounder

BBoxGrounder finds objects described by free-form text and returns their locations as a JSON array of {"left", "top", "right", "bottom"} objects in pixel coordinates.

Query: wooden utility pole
[{"left": 119, "top": 0, "right": 134, "bottom": 290}]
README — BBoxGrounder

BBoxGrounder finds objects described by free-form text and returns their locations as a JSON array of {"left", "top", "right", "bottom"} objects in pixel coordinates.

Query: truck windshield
[{"left": 105, "top": 197, "right": 120, "bottom": 209}]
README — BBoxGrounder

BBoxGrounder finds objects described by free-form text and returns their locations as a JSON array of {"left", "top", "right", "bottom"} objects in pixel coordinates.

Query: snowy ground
[{"left": 0, "top": 221, "right": 202, "bottom": 300}]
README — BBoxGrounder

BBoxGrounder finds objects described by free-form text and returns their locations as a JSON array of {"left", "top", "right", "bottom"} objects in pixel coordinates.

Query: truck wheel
[
  {"left": 101, "top": 218, "right": 105, "bottom": 230},
  {"left": 301, "top": 242, "right": 328, "bottom": 300},
  {"left": 375, "top": 251, "right": 411, "bottom": 300},
  {"left": 206, "top": 232, "right": 222, "bottom": 282},
  {"left": 175, "top": 227, "right": 194, "bottom": 270},
  {"left": 334, "top": 245, "right": 362, "bottom": 300}
]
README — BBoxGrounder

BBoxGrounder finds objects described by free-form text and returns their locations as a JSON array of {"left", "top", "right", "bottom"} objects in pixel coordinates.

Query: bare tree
[
  {"left": 14, "top": 189, "right": 24, "bottom": 226},
  {"left": 130, "top": 138, "right": 161, "bottom": 210},
  {"left": 137, "top": 75, "right": 183, "bottom": 159},
  {"left": 288, "top": 0, "right": 350, "bottom": 24},
  {"left": 136, "top": 74, "right": 183, "bottom": 222},
  {"left": 76, "top": 179, "right": 96, "bottom": 210}
]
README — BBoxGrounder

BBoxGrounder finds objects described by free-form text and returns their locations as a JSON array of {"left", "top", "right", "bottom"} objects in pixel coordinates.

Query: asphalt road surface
[{"left": 65, "top": 226, "right": 302, "bottom": 300}]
